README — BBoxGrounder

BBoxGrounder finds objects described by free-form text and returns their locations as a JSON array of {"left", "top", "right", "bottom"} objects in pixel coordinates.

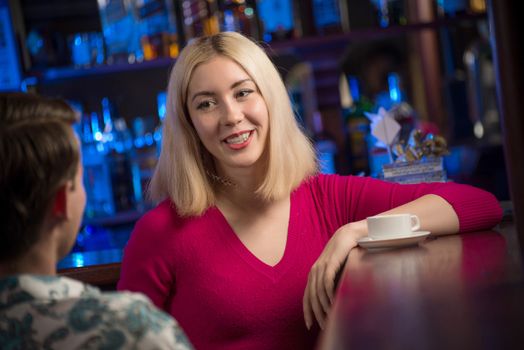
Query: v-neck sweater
[{"left": 117, "top": 174, "right": 502, "bottom": 350}]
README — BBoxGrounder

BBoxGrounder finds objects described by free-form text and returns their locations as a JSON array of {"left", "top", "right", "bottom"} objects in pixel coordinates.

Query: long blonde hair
[{"left": 150, "top": 32, "right": 317, "bottom": 216}]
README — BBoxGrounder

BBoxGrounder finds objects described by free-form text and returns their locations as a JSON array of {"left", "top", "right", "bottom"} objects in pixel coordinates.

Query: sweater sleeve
[
  {"left": 117, "top": 203, "right": 176, "bottom": 310},
  {"left": 320, "top": 175, "right": 502, "bottom": 232}
]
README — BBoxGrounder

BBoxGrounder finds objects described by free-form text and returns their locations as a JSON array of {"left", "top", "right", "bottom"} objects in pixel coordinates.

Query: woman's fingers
[
  {"left": 309, "top": 266, "right": 326, "bottom": 329},
  {"left": 304, "top": 264, "right": 328, "bottom": 330},
  {"left": 304, "top": 226, "right": 361, "bottom": 330},
  {"left": 303, "top": 286, "right": 313, "bottom": 330},
  {"left": 315, "top": 262, "right": 331, "bottom": 315},
  {"left": 309, "top": 254, "right": 337, "bottom": 329},
  {"left": 325, "top": 243, "right": 349, "bottom": 303},
  {"left": 323, "top": 263, "right": 336, "bottom": 304}
]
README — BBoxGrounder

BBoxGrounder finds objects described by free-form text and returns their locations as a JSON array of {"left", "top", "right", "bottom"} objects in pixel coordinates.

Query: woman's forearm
[{"left": 368, "top": 194, "right": 459, "bottom": 236}]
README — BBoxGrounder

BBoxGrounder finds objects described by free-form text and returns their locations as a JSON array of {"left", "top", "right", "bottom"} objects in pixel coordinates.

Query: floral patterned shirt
[{"left": 0, "top": 275, "right": 193, "bottom": 349}]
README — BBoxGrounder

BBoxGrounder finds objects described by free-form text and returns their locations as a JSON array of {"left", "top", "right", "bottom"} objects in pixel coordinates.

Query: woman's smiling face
[{"left": 187, "top": 55, "right": 269, "bottom": 175}]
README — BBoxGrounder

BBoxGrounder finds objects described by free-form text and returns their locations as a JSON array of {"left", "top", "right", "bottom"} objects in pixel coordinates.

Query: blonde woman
[{"left": 118, "top": 32, "right": 502, "bottom": 349}]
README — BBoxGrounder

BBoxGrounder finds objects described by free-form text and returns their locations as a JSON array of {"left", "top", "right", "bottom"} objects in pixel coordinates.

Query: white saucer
[{"left": 357, "top": 231, "right": 431, "bottom": 249}]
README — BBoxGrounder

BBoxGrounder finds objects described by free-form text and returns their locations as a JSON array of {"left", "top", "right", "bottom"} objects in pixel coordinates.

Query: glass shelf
[
  {"left": 28, "top": 57, "right": 175, "bottom": 82},
  {"left": 269, "top": 12, "right": 487, "bottom": 52},
  {"left": 26, "top": 13, "right": 486, "bottom": 82}
]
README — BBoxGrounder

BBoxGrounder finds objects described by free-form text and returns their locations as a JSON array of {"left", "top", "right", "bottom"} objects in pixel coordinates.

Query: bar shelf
[{"left": 27, "top": 13, "right": 486, "bottom": 83}]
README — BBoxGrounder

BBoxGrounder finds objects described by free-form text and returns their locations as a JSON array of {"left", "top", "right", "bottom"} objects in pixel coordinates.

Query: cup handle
[{"left": 410, "top": 215, "right": 420, "bottom": 231}]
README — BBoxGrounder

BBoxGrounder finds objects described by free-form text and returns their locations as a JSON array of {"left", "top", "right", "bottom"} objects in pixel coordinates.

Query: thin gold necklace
[{"left": 206, "top": 171, "right": 237, "bottom": 187}]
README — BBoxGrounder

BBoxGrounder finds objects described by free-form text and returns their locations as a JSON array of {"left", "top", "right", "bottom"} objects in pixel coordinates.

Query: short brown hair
[{"left": 0, "top": 93, "right": 79, "bottom": 262}]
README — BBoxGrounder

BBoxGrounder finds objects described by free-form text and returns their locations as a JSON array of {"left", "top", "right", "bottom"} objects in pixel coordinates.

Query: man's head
[{"left": 0, "top": 93, "right": 85, "bottom": 263}]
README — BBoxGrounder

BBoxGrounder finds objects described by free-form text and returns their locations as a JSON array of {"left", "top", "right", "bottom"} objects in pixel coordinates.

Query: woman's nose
[{"left": 222, "top": 101, "right": 243, "bottom": 126}]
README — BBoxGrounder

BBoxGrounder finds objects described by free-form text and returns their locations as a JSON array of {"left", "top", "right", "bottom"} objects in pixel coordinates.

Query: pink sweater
[{"left": 117, "top": 174, "right": 502, "bottom": 350}]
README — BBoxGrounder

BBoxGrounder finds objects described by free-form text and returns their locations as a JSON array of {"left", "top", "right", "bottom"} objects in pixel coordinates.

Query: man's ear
[{"left": 51, "top": 185, "right": 68, "bottom": 219}]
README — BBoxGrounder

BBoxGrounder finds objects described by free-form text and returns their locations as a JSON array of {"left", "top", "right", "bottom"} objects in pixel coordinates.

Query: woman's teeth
[{"left": 225, "top": 131, "right": 250, "bottom": 144}]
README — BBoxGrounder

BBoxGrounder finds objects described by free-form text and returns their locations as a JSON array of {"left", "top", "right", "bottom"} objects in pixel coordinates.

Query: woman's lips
[{"left": 223, "top": 130, "right": 254, "bottom": 150}]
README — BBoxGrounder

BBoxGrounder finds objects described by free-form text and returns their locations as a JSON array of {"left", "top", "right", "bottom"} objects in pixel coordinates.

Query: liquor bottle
[
  {"left": 311, "top": 0, "right": 345, "bottom": 35},
  {"left": 181, "top": 0, "right": 220, "bottom": 40},
  {"left": 343, "top": 75, "right": 373, "bottom": 175},
  {"left": 468, "top": 0, "right": 486, "bottom": 13},
  {"left": 463, "top": 27, "right": 500, "bottom": 144},
  {"left": 1, "top": 0, "right": 23, "bottom": 90},
  {"left": 257, "top": 0, "right": 295, "bottom": 42},
  {"left": 133, "top": 0, "right": 180, "bottom": 60},
  {"left": 81, "top": 112, "right": 116, "bottom": 218},
  {"left": 218, "top": 0, "right": 260, "bottom": 40},
  {"left": 98, "top": 0, "right": 143, "bottom": 63},
  {"left": 154, "top": 91, "right": 167, "bottom": 156},
  {"left": 111, "top": 117, "right": 143, "bottom": 211},
  {"left": 132, "top": 116, "right": 158, "bottom": 207},
  {"left": 313, "top": 111, "right": 337, "bottom": 174},
  {"left": 370, "top": 0, "right": 408, "bottom": 28},
  {"left": 101, "top": 98, "right": 142, "bottom": 212},
  {"left": 436, "top": 0, "right": 468, "bottom": 18},
  {"left": 101, "top": 97, "right": 114, "bottom": 139}
]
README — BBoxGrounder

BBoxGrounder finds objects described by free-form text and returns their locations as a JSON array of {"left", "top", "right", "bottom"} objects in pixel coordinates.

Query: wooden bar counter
[
  {"left": 58, "top": 249, "right": 123, "bottom": 290},
  {"left": 318, "top": 219, "right": 524, "bottom": 349}
]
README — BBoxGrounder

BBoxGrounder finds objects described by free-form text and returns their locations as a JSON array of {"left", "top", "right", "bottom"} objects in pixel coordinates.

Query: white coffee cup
[{"left": 366, "top": 213, "right": 421, "bottom": 239}]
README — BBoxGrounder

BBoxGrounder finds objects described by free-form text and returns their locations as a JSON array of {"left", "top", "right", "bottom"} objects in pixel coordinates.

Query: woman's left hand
[{"left": 303, "top": 221, "right": 367, "bottom": 330}]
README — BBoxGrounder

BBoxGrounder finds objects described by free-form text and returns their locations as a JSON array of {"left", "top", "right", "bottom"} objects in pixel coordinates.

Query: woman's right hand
[{"left": 303, "top": 220, "right": 367, "bottom": 330}]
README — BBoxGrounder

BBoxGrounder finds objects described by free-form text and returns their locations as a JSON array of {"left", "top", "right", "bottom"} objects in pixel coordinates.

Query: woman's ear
[{"left": 51, "top": 185, "right": 68, "bottom": 218}]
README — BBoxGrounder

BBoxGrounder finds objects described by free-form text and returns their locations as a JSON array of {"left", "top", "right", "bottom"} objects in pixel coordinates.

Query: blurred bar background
[{"left": 2, "top": 0, "right": 521, "bottom": 267}]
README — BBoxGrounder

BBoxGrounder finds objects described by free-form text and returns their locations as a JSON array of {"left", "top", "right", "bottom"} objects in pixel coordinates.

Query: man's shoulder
[
  {"left": 85, "top": 291, "right": 194, "bottom": 349},
  {"left": 0, "top": 275, "right": 193, "bottom": 349}
]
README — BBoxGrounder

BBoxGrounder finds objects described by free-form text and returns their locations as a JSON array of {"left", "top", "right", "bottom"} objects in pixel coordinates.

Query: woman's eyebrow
[
  {"left": 191, "top": 79, "right": 254, "bottom": 102},
  {"left": 191, "top": 91, "right": 215, "bottom": 102},
  {"left": 230, "top": 79, "right": 253, "bottom": 89}
]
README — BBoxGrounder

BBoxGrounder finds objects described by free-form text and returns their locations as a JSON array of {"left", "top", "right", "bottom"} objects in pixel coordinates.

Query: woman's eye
[
  {"left": 196, "top": 100, "right": 214, "bottom": 110},
  {"left": 236, "top": 89, "right": 253, "bottom": 98}
]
